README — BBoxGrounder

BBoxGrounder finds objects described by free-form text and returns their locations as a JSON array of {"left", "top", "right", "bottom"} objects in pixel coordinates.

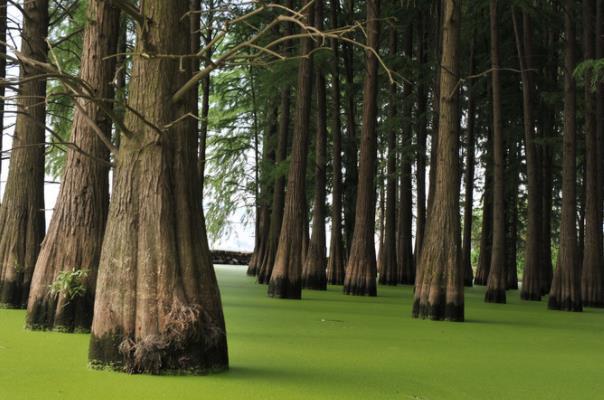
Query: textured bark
[
  {"left": 342, "top": 0, "right": 357, "bottom": 255},
  {"left": 302, "top": 0, "right": 328, "bottom": 291},
  {"left": 485, "top": 0, "right": 506, "bottom": 304},
  {"left": 412, "top": 0, "right": 463, "bottom": 321},
  {"left": 0, "top": 0, "right": 48, "bottom": 308},
  {"left": 343, "top": 0, "right": 380, "bottom": 296},
  {"left": 89, "top": 1, "right": 228, "bottom": 373},
  {"left": 461, "top": 43, "right": 476, "bottom": 288},
  {"left": 475, "top": 148, "right": 493, "bottom": 286},
  {"left": 377, "top": 174, "right": 386, "bottom": 275},
  {"left": 505, "top": 141, "right": 519, "bottom": 290},
  {"left": 26, "top": 0, "right": 119, "bottom": 332},
  {"left": 581, "top": 0, "right": 604, "bottom": 307},
  {"left": 548, "top": 1, "right": 582, "bottom": 312},
  {"left": 513, "top": 10, "right": 542, "bottom": 301},
  {"left": 197, "top": 0, "right": 214, "bottom": 193},
  {"left": 326, "top": 0, "right": 346, "bottom": 285},
  {"left": 257, "top": 0, "right": 293, "bottom": 285},
  {"left": 268, "top": 0, "right": 315, "bottom": 299},
  {"left": 397, "top": 24, "right": 414, "bottom": 285},
  {"left": 414, "top": 12, "right": 428, "bottom": 261},
  {"left": 378, "top": 27, "right": 398, "bottom": 286}
]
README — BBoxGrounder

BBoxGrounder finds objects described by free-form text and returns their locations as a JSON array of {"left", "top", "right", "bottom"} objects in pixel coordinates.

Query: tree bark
[
  {"left": 26, "top": 0, "right": 119, "bottom": 332},
  {"left": 485, "top": 0, "right": 507, "bottom": 304},
  {"left": 0, "top": 0, "right": 6, "bottom": 178},
  {"left": 89, "top": 1, "right": 228, "bottom": 373},
  {"left": 343, "top": 0, "right": 380, "bottom": 296},
  {"left": 505, "top": 140, "right": 519, "bottom": 290},
  {"left": 412, "top": 0, "right": 463, "bottom": 321},
  {"left": 475, "top": 135, "right": 493, "bottom": 286},
  {"left": 342, "top": 0, "right": 357, "bottom": 255},
  {"left": 267, "top": 0, "right": 315, "bottom": 299},
  {"left": 0, "top": 0, "right": 48, "bottom": 308},
  {"left": 398, "top": 23, "right": 415, "bottom": 285},
  {"left": 197, "top": 0, "right": 214, "bottom": 195},
  {"left": 461, "top": 41, "right": 476, "bottom": 288},
  {"left": 379, "top": 27, "right": 398, "bottom": 286},
  {"left": 581, "top": 0, "right": 604, "bottom": 307},
  {"left": 302, "top": 0, "right": 328, "bottom": 290},
  {"left": 512, "top": 9, "right": 542, "bottom": 301},
  {"left": 414, "top": 11, "right": 428, "bottom": 262},
  {"left": 326, "top": 0, "right": 346, "bottom": 285},
  {"left": 548, "top": 0, "right": 582, "bottom": 312}
]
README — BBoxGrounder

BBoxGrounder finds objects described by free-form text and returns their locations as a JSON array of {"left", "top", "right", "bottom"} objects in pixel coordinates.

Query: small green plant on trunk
[{"left": 48, "top": 269, "right": 88, "bottom": 302}]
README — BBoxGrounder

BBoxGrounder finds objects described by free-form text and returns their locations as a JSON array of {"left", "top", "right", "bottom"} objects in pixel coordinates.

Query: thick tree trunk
[
  {"left": 412, "top": 0, "right": 463, "bottom": 321},
  {"left": 302, "top": 0, "right": 328, "bottom": 291},
  {"left": 26, "top": 0, "right": 119, "bottom": 332},
  {"left": 548, "top": 0, "right": 581, "bottom": 312},
  {"left": 342, "top": 0, "right": 358, "bottom": 256},
  {"left": 581, "top": 0, "right": 604, "bottom": 307},
  {"left": 89, "top": 1, "right": 228, "bottom": 373},
  {"left": 379, "top": 27, "right": 398, "bottom": 286},
  {"left": 0, "top": 0, "right": 48, "bottom": 308},
  {"left": 485, "top": 0, "right": 507, "bottom": 304},
  {"left": 326, "top": 0, "right": 346, "bottom": 285},
  {"left": 343, "top": 0, "right": 380, "bottom": 296},
  {"left": 461, "top": 41, "right": 476, "bottom": 288},
  {"left": 398, "top": 24, "right": 415, "bottom": 285},
  {"left": 513, "top": 10, "right": 543, "bottom": 301},
  {"left": 268, "top": 0, "right": 315, "bottom": 299}
]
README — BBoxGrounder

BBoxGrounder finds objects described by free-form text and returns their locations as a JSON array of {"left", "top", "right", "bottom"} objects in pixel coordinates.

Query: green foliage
[
  {"left": 574, "top": 58, "right": 604, "bottom": 90},
  {"left": 48, "top": 268, "right": 88, "bottom": 301}
]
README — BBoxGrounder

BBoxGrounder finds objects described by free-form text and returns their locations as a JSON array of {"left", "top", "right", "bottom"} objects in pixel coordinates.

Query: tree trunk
[
  {"left": 485, "top": 0, "right": 507, "bottom": 304},
  {"left": 548, "top": 0, "right": 581, "bottom": 312},
  {"left": 581, "top": 0, "right": 604, "bottom": 307},
  {"left": 398, "top": 24, "right": 415, "bottom": 285},
  {"left": 302, "top": 0, "right": 328, "bottom": 291},
  {"left": 412, "top": 0, "right": 463, "bottom": 321},
  {"left": 257, "top": 0, "right": 294, "bottom": 285},
  {"left": 343, "top": 0, "right": 380, "bottom": 296},
  {"left": 379, "top": 27, "right": 398, "bottom": 286},
  {"left": 268, "top": 0, "right": 315, "bottom": 299},
  {"left": 26, "top": 0, "right": 119, "bottom": 332},
  {"left": 512, "top": 9, "right": 542, "bottom": 300},
  {"left": 89, "top": 1, "right": 228, "bottom": 373},
  {"left": 198, "top": 0, "right": 214, "bottom": 195},
  {"left": 505, "top": 140, "right": 520, "bottom": 290},
  {"left": 0, "top": 0, "right": 48, "bottom": 308},
  {"left": 342, "top": 0, "right": 358, "bottom": 256},
  {"left": 475, "top": 138, "right": 493, "bottom": 286},
  {"left": 414, "top": 11, "right": 428, "bottom": 262},
  {"left": 326, "top": 0, "right": 346, "bottom": 285},
  {"left": 0, "top": 0, "right": 6, "bottom": 178},
  {"left": 461, "top": 42, "right": 476, "bottom": 288}
]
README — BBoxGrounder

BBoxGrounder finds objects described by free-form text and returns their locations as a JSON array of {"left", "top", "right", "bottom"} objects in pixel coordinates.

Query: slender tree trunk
[
  {"left": 485, "top": 0, "right": 507, "bottom": 304},
  {"left": 343, "top": 0, "right": 380, "bottom": 296},
  {"left": 379, "top": 27, "right": 398, "bottom": 285},
  {"left": 412, "top": 0, "right": 463, "bottom": 321},
  {"left": 398, "top": 24, "right": 415, "bottom": 285},
  {"left": 475, "top": 135, "right": 493, "bottom": 286},
  {"left": 581, "top": 0, "right": 604, "bottom": 307},
  {"left": 548, "top": 0, "right": 581, "bottom": 312},
  {"left": 302, "top": 0, "right": 328, "bottom": 290},
  {"left": 0, "top": 0, "right": 48, "bottom": 308},
  {"left": 377, "top": 175, "right": 386, "bottom": 274},
  {"left": 342, "top": 0, "right": 358, "bottom": 256},
  {"left": 462, "top": 42, "right": 476, "bottom": 288},
  {"left": 505, "top": 141, "right": 520, "bottom": 290},
  {"left": 414, "top": 11, "right": 428, "bottom": 261},
  {"left": 89, "top": 1, "right": 228, "bottom": 373},
  {"left": 596, "top": 0, "right": 604, "bottom": 303},
  {"left": 513, "top": 9, "right": 542, "bottom": 300},
  {"left": 26, "top": 0, "right": 119, "bottom": 332},
  {"left": 326, "top": 0, "right": 346, "bottom": 285},
  {"left": 268, "top": 0, "right": 315, "bottom": 299}
]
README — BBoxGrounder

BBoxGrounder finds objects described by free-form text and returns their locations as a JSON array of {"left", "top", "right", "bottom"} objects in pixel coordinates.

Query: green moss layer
[{"left": 1, "top": 265, "right": 603, "bottom": 399}]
